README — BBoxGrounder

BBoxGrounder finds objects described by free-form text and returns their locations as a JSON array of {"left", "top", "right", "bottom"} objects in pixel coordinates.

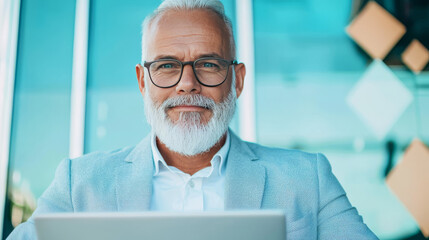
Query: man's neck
[{"left": 156, "top": 134, "right": 227, "bottom": 176}]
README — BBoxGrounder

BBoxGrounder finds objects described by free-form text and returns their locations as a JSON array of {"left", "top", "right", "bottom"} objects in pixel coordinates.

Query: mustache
[{"left": 160, "top": 94, "right": 216, "bottom": 110}]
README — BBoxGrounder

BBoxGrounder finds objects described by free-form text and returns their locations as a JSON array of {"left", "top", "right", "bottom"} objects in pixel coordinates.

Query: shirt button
[{"left": 188, "top": 180, "right": 195, "bottom": 188}]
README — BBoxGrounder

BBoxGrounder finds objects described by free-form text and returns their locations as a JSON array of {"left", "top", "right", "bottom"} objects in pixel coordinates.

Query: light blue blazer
[{"left": 8, "top": 131, "right": 378, "bottom": 239}]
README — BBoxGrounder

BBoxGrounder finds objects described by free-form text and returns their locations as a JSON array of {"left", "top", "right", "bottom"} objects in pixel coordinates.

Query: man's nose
[{"left": 175, "top": 65, "right": 201, "bottom": 94}]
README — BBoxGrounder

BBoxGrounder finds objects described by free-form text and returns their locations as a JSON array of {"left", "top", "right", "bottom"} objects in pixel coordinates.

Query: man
[{"left": 8, "top": 0, "right": 378, "bottom": 239}]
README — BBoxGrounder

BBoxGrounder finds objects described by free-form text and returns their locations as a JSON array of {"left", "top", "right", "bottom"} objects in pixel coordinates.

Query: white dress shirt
[{"left": 149, "top": 131, "right": 230, "bottom": 211}]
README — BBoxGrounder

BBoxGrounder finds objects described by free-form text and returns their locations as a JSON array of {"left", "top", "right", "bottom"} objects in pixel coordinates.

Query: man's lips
[{"left": 169, "top": 105, "right": 209, "bottom": 112}]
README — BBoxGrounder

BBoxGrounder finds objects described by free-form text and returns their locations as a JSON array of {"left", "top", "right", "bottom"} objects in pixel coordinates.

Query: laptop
[{"left": 34, "top": 211, "right": 286, "bottom": 240}]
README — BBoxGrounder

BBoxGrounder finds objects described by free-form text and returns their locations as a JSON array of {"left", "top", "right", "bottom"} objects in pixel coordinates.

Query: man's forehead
[{"left": 145, "top": 9, "right": 230, "bottom": 60}]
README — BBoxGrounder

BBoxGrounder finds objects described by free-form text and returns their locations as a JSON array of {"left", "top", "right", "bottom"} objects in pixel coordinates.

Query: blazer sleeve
[
  {"left": 6, "top": 158, "right": 74, "bottom": 240},
  {"left": 316, "top": 153, "right": 379, "bottom": 240}
]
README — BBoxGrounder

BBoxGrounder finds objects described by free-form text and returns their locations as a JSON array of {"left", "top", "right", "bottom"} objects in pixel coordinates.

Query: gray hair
[{"left": 141, "top": 0, "right": 236, "bottom": 62}]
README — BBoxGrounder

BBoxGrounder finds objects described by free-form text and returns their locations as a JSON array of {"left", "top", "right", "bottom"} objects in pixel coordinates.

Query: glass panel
[
  {"left": 4, "top": 0, "right": 76, "bottom": 236},
  {"left": 254, "top": 0, "right": 429, "bottom": 238},
  {"left": 85, "top": 0, "right": 238, "bottom": 153}
]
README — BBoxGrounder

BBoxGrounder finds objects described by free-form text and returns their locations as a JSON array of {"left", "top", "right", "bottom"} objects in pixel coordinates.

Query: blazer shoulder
[
  {"left": 68, "top": 145, "right": 135, "bottom": 178},
  {"left": 244, "top": 141, "right": 320, "bottom": 171}
]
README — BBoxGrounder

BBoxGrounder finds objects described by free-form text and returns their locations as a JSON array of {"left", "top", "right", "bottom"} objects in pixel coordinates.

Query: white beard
[{"left": 144, "top": 86, "right": 236, "bottom": 156}]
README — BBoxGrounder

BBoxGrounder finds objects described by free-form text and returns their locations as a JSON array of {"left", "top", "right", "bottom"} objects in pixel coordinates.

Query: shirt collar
[{"left": 151, "top": 130, "right": 230, "bottom": 176}]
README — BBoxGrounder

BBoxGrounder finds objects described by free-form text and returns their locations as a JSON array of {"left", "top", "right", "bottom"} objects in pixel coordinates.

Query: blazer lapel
[
  {"left": 116, "top": 134, "right": 154, "bottom": 211},
  {"left": 225, "top": 131, "right": 266, "bottom": 209}
]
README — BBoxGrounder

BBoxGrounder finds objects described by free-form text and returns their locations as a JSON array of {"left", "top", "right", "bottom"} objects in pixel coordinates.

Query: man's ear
[
  {"left": 136, "top": 64, "right": 145, "bottom": 96},
  {"left": 234, "top": 63, "right": 246, "bottom": 98}
]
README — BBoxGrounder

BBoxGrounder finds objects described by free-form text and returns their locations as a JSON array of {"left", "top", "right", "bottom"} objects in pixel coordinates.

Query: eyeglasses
[{"left": 143, "top": 57, "right": 237, "bottom": 88}]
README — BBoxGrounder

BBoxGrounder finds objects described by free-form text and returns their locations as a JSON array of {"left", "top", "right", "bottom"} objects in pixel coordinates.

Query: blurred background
[{"left": 1, "top": 0, "right": 428, "bottom": 239}]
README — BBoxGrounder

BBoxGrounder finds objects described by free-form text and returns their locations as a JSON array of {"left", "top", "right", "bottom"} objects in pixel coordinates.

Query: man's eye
[
  {"left": 199, "top": 62, "right": 221, "bottom": 69},
  {"left": 160, "top": 63, "right": 174, "bottom": 69},
  {"left": 155, "top": 62, "right": 180, "bottom": 71},
  {"left": 203, "top": 62, "right": 216, "bottom": 68}
]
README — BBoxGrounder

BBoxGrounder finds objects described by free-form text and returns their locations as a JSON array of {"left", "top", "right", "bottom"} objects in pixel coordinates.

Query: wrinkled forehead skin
[{"left": 145, "top": 9, "right": 233, "bottom": 61}]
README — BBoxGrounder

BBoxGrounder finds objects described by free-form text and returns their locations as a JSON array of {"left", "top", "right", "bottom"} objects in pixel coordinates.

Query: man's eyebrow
[
  {"left": 197, "top": 53, "right": 223, "bottom": 59},
  {"left": 153, "top": 55, "right": 177, "bottom": 60}
]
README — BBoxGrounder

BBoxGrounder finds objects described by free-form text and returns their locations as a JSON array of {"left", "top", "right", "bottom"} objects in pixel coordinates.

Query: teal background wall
[{"left": 253, "top": 1, "right": 429, "bottom": 239}]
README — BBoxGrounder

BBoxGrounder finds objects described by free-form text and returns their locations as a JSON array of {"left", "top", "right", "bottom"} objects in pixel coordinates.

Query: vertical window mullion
[
  {"left": 0, "top": 0, "right": 21, "bottom": 238},
  {"left": 236, "top": 0, "right": 257, "bottom": 142},
  {"left": 69, "top": 0, "right": 90, "bottom": 158}
]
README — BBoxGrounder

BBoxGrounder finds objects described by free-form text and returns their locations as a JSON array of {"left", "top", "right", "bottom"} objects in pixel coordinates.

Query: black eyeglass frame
[{"left": 143, "top": 57, "right": 238, "bottom": 88}]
